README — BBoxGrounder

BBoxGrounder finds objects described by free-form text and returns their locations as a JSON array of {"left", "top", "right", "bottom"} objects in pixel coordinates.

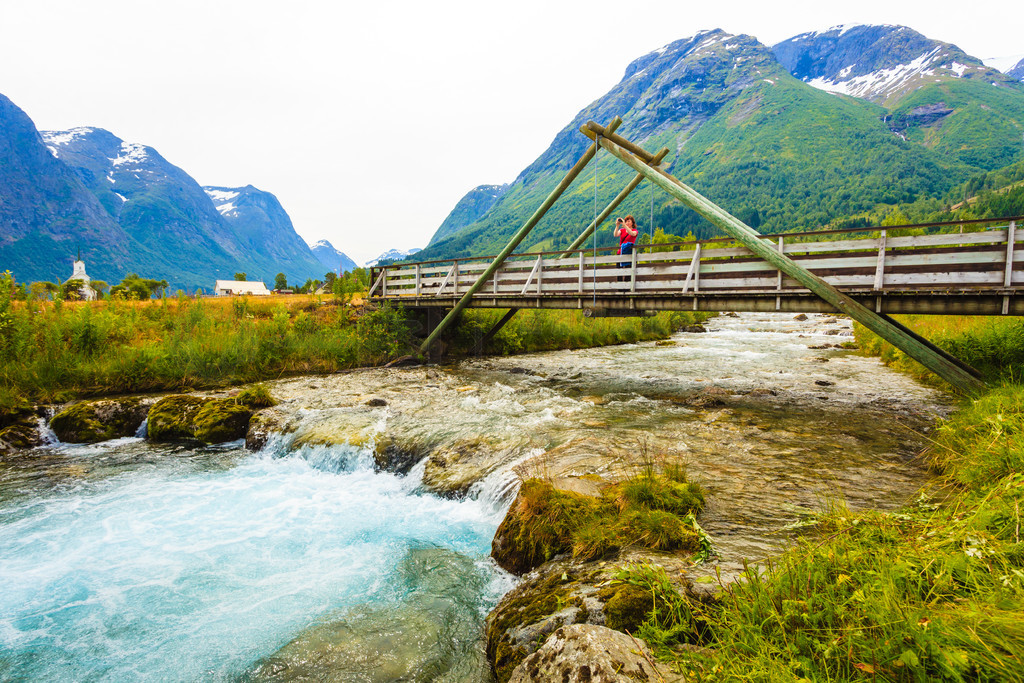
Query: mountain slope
[
  {"left": 202, "top": 185, "right": 325, "bottom": 282},
  {"left": 420, "top": 29, "right": 993, "bottom": 261},
  {"left": 0, "top": 97, "right": 139, "bottom": 284},
  {"left": 1009, "top": 58, "right": 1024, "bottom": 81},
  {"left": 772, "top": 25, "right": 1024, "bottom": 170},
  {"left": 308, "top": 239, "right": 358, "bottom": 275},
  {"left": 428, "top": 184, "right": 509, "bottom": 247},
  {"left": 772, "top": 25, "right": 1011, "bottom": 104}
]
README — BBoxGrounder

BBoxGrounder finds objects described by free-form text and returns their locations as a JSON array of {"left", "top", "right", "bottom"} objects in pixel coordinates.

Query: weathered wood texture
[{"left": 370, "top": 224, "right": 1023, "bottom": 313}]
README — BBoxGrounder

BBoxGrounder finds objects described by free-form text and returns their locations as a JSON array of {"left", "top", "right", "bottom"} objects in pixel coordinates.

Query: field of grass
[
  {"left": 606, "top": 317, "right": 1024, "bottom": 680},
  {"left": 0, "top": 275, "right": 708, "bottom": 414}
]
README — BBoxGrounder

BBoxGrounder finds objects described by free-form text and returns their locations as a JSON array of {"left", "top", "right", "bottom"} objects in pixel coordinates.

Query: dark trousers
[{"left": 618, "top": 241, "right": 634, "bottom": 268}]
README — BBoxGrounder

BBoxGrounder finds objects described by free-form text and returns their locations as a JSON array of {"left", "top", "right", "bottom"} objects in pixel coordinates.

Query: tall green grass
[
  {"left": 0, "top": 274, "right": 705, "bottom": 411},
  {"left": 854, "top": 315, "right": 1024, "bottom": 387},
  {"left": 609, "top": 318, "right": 1024, "bottom": 680}
]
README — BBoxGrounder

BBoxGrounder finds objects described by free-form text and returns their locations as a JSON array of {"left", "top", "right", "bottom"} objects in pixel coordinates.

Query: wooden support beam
[
  {"left": 476, "top": 308, "right": 520, "bottom": 353},
  {"left": 435, "top": 263, "right": 456, "bottom": 297},
  {"left": 1004, "top": 220, "right": 1016, "bottom": 315},
  {"left": 418, "top": 117, "right": 623, "bottom": 355},
  {"left": 562, "top": 148, "right": 670, "bottom": 255},
  {"left": 583, "top": 128, "right": 987, "bottom": 394}
]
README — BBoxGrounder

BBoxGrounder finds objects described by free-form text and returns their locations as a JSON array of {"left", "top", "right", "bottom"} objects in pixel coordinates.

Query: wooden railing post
[
  {"left": 1004, "top": 220, "right": 1017, "bottom": 315},
  {"left": 415, "top": 264, "right": 421, "bottom": 296}
]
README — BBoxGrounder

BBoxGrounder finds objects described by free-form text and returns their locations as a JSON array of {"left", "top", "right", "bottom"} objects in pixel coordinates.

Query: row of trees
[{"left": 5, "top": 273, "right": 170, "bottom": 302}]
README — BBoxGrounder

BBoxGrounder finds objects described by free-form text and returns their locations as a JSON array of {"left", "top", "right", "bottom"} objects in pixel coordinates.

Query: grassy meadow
[
  {"left": 607, "top": 315, "right": 1024, "bottom": 681},
  {"left": 0, "top": 275, "right": 707, "bottom": 413}
]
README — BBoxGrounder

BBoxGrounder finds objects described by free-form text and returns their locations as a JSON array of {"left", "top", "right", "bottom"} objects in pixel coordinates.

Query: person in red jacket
[{"left": 614, "top": 215, "right": 639, "bottom": 272}]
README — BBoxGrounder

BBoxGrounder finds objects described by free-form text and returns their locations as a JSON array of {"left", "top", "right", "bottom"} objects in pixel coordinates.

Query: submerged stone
[
  {"left": 245, "top": 548, "right": 492, "bottom": 682},
  {"left": 49, "top": 397, "right": 151, "bottom": 443},
  {"left": 147, "top": 395, "right": 252, "bottom": 444}
]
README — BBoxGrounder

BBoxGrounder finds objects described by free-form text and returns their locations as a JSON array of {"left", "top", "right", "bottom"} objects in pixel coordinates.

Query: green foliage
[
  {"left": 234, "top": 272, "right": 247, "bottom": 281},
  {"left": 274, "top": 272, "right": 288, "bottom": 290},
  {"left": 493, "top": 465, "right": 708, "bottom": 574},
  {"left": 355, "top": 302, "right": 411, "bottom": 363},
  {"left": 448, "top": 308, "right": 711, "bottom": 356},
  {"left": 235, "top": 383, "right": 277, "bottom": 408}
]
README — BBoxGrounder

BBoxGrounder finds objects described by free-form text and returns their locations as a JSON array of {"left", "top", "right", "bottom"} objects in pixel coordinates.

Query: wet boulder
[
  {"left": 147, "top": 395, "right": 252, "bottom": 444},
  {"left": 49, "top": 397, "right": 152, "bottom": 443},
  {"left": 508, "top": 624, "right": 662, "bottom": 683},
  {"left": 0, "top": 420, "right": 41, "bottom": 455}
]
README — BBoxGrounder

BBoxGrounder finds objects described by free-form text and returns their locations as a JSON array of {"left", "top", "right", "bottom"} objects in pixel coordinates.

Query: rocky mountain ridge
[
  {"left": 772, "top": 24, "right": 1012, "bottom": 104},
  {"left": 308, "top": 238, "right": 358, "bottom": 275},
  {"left": 1, "top": 96, "right": 345, "bottom": 291}
]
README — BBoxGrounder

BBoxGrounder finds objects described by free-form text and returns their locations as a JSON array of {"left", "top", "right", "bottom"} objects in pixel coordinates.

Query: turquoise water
[{"left": 0, "top": 437, "right": 510, "bottom": 681}]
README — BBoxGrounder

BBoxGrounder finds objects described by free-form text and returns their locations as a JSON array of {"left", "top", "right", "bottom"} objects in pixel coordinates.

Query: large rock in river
[
  {"left": 49, "top": 397, "right": 152, "bottom": 443},
  {"left": 147, "top": 395, "right": 252, "bottom": 444},
  {"left": 508, "top": 624, "right": 664, "bottom": 683}
]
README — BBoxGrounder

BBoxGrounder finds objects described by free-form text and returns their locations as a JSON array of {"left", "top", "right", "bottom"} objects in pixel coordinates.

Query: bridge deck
[{"left": 370, "top": 223, "right": 1022, "bottom": 316}]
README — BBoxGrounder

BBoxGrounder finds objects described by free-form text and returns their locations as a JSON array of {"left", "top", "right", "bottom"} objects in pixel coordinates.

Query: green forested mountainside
[
  {"left": 420, "top": 27, "right": 1024, "bottom": 261},
  {"left": 428, "top": 184, "right": 509, "bottom": 247}
]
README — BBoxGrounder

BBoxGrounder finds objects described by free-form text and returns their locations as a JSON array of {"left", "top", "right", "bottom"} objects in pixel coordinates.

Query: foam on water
[{"left": 0, "top": 438, "right": 508, "bottom": 681}]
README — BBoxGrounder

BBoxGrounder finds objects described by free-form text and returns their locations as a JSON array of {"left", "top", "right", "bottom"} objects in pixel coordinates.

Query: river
[{"left": 0, "top": 312, "right": 949, "bottom": 681}]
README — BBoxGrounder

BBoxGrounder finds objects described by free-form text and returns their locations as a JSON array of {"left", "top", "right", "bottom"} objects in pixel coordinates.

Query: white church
[{"left": 64, "top": 257, "right": 98, "bottom": 301}]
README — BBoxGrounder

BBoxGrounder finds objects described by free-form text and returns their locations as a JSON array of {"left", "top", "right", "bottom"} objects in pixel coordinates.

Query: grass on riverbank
[
  {"left": 606, "top": 317, "right": 1024, "bottom": 680},
  {"left": 619, "top": 385, "right": 1024, "bottom": 681},
  {"left": 853, "top": 315, "right": 1024, "bottom": 386},
  {"left": 0, "top": 274, "right": 707, "bottom": 412}
]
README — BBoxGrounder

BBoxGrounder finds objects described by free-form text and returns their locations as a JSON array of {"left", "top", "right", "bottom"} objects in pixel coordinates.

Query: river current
[{"left": 0, "top": 313, "right": 949, "bottom": 681}]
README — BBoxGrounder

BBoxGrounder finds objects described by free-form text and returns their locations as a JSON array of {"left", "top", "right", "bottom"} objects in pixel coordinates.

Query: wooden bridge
[
  {"left": 367, "top": 116, "right": 1021, "bottom": 394},
  {"left": 369, "top": 218, "right": 1021, "bottom": 317}
]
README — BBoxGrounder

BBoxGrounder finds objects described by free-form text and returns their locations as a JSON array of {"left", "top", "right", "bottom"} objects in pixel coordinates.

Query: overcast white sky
[{"left": 2, "top": 0, "right": 1021, "bottom": 265}]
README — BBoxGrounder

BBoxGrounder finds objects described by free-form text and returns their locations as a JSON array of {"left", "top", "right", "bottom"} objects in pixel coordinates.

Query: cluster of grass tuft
[{"left": 493, "top": 467, "right": 707, "bottom": 575}]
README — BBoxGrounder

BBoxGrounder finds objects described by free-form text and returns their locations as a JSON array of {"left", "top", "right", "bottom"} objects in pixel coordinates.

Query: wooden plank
[
  {"left": 1006, "top": 221, "right": 1017, "bottom": 288},
  {"left": 434, "top": 263, "right": 456, "bottom": 297},
  {"left": 630, "top": 249, "right": 638, "bottom": 292},
  {"left": 586, "top": 131, "right": 986, "bottom": 393},
  {"left": 520, "top": 256, "right": 543, "bottom": 295},
  {"left": 874, "top": 229, "right": 886, "bottom": 290},
  {"left": 578, "top": 251, "right": 585, "bottom": 293},
  {"left": 682, "top": 244, "right": 701, "bottom": 293},
  {"left": 369, "top": 268, "right": 387, "bottom": 297}
]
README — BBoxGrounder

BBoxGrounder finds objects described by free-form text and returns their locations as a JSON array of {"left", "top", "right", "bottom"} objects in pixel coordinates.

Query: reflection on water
[{"left": 0, "top": 313, "right": 949, "bottom": 680}]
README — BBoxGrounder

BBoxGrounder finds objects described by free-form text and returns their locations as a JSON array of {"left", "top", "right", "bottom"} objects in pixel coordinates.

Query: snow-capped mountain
[
  {"left": 308, "top": 239, "right": 358, "bottom": 274},
  {"left": 366, "top": 248, "right": 422, "bottom": 267},
  {"left": 773, "top": 24, "right": 1012, "bottom": 104}
]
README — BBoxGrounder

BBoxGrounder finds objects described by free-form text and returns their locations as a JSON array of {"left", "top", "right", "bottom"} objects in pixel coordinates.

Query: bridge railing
[{"left": 369, "top": 217, "right": 1021, "bottom": 301}]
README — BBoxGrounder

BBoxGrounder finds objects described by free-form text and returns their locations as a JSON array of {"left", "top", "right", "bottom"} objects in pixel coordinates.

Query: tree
[
  {"left": 324, "top": 271, "right": 338, "bottom": 288},
  {"left": 234, "top": 272, "right": 247, "bottom": 281},
  {"left": 274, "top": 273, "right": 288, "bottom": 290},
  {"left": 91, "top": 280, "right": 108, "bottom": 298},
  {"left": 61, "top": 279, "right": 86, "bottom": 300}
]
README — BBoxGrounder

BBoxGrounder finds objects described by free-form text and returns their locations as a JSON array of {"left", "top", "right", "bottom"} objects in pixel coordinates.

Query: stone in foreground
[{"left": 508, "top": 624, "right": 662, "bottom": 683}]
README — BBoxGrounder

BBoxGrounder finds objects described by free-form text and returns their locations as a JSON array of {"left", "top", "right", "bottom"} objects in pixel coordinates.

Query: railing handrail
[{"left": 372, "top": 215, "right": 1023, "bottom": 276}]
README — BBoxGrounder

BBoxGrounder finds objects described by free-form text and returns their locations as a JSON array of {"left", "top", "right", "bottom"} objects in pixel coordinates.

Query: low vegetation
[
  {"left": 0, "top": 272, "right": 707, "bottom": 413},
  {"left": 492, "top": 464, "right": 708, "bottom": 575},
  {"left": 606, "top": 317, "right": 1024, "bottom": 680}
]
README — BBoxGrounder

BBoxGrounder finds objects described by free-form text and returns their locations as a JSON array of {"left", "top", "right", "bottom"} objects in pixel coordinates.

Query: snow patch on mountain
[
  {"left": 110, "top": 142, "right": 149, "bottom": 167},
  {"left": 40, "top": 127, "right": 93, "bottom": 158},
  {"left": 365, "top": 248, "right": 422, "bottom": 267}
]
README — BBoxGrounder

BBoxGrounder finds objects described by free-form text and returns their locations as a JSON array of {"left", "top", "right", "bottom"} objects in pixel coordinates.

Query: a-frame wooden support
[{"left": 580, "top": 120, "right": 987, "bottom": 394}]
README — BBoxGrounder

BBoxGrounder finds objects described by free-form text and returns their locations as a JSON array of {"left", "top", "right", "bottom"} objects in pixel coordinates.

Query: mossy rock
[
  {"left": 0, "top": 420, "right": 41, "bottom": 455},
  {"left": 486, "top": 563, "right": 602, "bottom": 683},
  {"left": 49, "top": 398, "right": 150, "bottom": 444},
  {"left": 148, "top": 395, "right": 252, "bottom": 444}
]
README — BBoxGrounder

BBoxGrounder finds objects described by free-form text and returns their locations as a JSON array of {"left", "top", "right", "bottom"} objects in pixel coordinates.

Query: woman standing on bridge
[{"left": 614, "top": 215, "right": 639, "bottom": 273}]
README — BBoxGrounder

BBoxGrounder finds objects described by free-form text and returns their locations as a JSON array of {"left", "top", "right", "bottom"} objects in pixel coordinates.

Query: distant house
[
  {"left": 214, "top": 280, "right": 271, "bottom": 296},
  {"left": 65, "top": 259, "right": 98, "bottom": 300}
]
